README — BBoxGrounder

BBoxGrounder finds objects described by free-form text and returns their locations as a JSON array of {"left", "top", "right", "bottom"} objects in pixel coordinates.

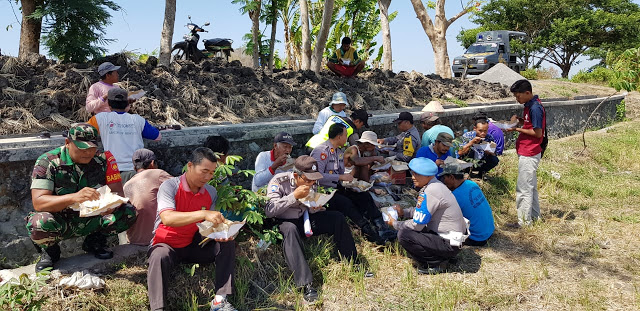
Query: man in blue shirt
[
  {"left": 416, "top": 132, "right": 454, "bottom": 176},
  {"left": 439, "top": 163, "right": 495, "bottom": 246},
  {"left": 458, "top": 119, "right": 499, "bottom": 177}
]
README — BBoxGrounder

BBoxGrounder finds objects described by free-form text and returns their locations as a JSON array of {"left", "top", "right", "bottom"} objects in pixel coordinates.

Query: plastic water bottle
[{"left": 303, "top": 210, "right": 313, "bottom": 237}]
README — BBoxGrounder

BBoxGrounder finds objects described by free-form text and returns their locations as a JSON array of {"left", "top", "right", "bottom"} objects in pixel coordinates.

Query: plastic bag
[{"left": 59, "top": 271, "right": 105, "bottom": 290}]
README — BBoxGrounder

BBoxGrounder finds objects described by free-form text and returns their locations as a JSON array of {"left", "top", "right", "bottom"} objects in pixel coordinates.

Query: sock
[{"left": 214, "top": 294, "right": 226, "bottom": 304}]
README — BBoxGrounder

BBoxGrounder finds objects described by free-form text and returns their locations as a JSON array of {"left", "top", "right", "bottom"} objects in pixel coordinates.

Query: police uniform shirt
[
  {"left": 265, "top": 172, "right": 318, "bottom": 219},
  {"left": 394, "top": 178, "right": 465, "bottom": 234},
  {"left": 383, "top": 126, "right": 421, "bottom": 162},
  {"left": 310, "top": 140, "right": 345, "bottom": 188}
]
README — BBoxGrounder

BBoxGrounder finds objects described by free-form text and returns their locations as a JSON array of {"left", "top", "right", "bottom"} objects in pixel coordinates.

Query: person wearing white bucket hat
[
  {"left": 312, "top": 92, "right": 349, "bottom": 134},
  {"left": 344, "top": 131, "right": 384, "bottom": 181}
]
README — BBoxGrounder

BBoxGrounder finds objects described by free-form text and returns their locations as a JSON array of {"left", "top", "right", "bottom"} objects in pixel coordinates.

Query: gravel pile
[{"left": 472, "top": 63, "right": 527, "bottom": 87}]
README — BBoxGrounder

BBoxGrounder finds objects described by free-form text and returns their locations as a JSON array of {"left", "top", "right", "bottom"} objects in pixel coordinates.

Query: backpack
[{"left": 540, "top": 105, "right": 548, "bottom": 157}]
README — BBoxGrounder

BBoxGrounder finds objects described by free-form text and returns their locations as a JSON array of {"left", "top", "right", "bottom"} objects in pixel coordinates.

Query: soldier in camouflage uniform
[{"left": 26, "top": 123, "right": 137, "bottom": 272}]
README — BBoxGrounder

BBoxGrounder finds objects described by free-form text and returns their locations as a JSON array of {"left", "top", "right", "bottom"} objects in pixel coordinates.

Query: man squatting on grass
[
  {"left": 387, "top": 158, "right": 468, "bottom": 274},
  {"left": 508, "top": 79, "right": 547, "bottom": 226},
  {"left": 147, "top": 147, "right": 237, "bottom": 311}
]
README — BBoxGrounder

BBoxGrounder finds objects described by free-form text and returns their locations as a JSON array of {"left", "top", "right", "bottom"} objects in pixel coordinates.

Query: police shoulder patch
[{"left": 270, "top": 184, "right": 279, "bottom": 193}]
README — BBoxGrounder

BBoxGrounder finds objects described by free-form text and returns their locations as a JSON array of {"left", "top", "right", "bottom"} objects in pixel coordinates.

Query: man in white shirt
[
  {"left": 252, "top": 132, "right": 296, "bottom": 191},
  {"left": 312, "top": 92, "right": 348, "bottom": 134},
  {"left": 87, "top": 88, "right": 161, "bottom": 183}
]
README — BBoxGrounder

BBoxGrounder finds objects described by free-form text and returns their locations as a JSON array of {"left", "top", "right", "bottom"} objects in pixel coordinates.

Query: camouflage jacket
[{"left": 31, "top": 146, "right": 121, "bottom": 196}]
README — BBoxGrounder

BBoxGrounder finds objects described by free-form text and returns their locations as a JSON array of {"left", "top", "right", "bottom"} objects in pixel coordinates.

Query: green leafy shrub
[
  {"left": 520, "top": 68, "right": 538, "bottom": 80},
  {"left": 183, "top": 154, "right": 282, "bottom": 246},
  {"left": 571, "top": 67, "right": 615, "bottom": 84},
  {"left": 0, "top": 269, "right": 50, "bottom": 311}
]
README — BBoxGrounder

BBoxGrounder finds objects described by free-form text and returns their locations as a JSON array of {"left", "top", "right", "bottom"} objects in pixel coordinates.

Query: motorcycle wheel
[{"left": 170, "top": 47, "right": 188, "bottom": 63}]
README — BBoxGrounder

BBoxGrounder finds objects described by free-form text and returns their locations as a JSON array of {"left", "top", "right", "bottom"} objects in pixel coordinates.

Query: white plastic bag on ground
[{"left": 59, "top": 271, "right": 105, "bottom": 290}]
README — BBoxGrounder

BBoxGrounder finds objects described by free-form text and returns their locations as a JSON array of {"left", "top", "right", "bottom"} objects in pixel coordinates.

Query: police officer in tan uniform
[
  {"left": 378, "top": 112, "right": 421, "bottom": 162},
  {"left": 265, "top": 155, "right": 358, "bottom": 302},
  {"left": 310, "top": 123, "right": 388, "bottom": 244}
]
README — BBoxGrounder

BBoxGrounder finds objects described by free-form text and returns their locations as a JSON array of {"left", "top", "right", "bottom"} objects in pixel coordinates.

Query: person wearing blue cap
[{"left": 386, "top": 157, "right": 467, "bottom": 274}]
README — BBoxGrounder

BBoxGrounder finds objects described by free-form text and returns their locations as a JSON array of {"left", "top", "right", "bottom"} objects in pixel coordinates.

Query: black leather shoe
[
  {"left": 360, "top": 224, "right": 386, "bottom": 245},
  {"left": 82, "top": 234, "right": 114, "bottom": 260},
  {"left": 35, "top": 244, "right": 61, "bottom": 272},
  {"left": 303, "top": 284, "right": 318, "bottom": 302},
  {"left": 417, "top": 261, "right": 449, "bottom": 275}
]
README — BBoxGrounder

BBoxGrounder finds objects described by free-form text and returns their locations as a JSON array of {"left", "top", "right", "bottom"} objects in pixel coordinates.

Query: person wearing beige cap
[
  {"left": 420, "top": 112, "right": 455, "bottom": 150},
  {"left": 265, "top": 155, "right": 361, "bottom": 302},
  {"left": 344, "top": 130, "right": 384, "bottom": 181}
]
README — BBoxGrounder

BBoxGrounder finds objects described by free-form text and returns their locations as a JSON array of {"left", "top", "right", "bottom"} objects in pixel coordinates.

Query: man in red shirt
[
  {"left": 508, "top": 80, "right": 547, "bottom": 227},
  {"left": 147, "top": 147, "right": 237, "bottom": 311}
]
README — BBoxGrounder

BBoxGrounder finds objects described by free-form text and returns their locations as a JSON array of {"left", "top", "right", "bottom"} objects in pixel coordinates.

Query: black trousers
[
  {"left": 339, "top": 189, "right": 383, "bottom": 221},
  {"left": 147, "top": 234, "right": 235, "bottom": 311},
  {"left": 464, "top": 236, "right": 489, "bottom": 247},
  {"left": 397, "top": 228, "right": 460, "bottom": 267},
  {"left": 275, "top": 211, "right": 356, "bottom": 286},
  {"left": 462, "top": 151, "right": 500, "bottom": 173},
  {"left": 327, "top": 192, "right": 368, "bottom": 228}
]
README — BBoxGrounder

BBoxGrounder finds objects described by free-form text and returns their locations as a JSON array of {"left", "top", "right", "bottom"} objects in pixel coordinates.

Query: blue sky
[{"left": 0, "top": 0, "right": 602, "bottom": 76}]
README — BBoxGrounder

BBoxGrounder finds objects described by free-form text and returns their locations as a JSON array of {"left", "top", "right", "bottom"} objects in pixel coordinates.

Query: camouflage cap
[
  {"left": 437, "top": 162, "right": 465, "bottom": 177},
  {"left": 68, "top": 123, "right": 99, "bottom": 149}
]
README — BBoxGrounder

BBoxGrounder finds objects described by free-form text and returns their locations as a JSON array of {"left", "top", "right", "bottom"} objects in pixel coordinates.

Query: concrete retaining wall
[{"left": 0, "top": 94, "right": 624, "bottom": 267}]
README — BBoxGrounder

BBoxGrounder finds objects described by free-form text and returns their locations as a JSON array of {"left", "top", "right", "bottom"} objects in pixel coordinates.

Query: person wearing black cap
[
  {"left": 265, "top": 155, "right": 362, "bottom": 302},
  {"left": 87, "top": 88, "right": 161, "bottom": 184},
  {"left": 311, "top": 124, "right": 388, "bottom": 245},
  {"left": 252, "top": 132, "right": 297, "bottom": 191},
  {"left": 378, "top": 111, "right": 421, "bottom": 162},
  {"left": 123, "top": 148, "right": 173, "bottom": 245},
  {"left": 305, "top": 108, "right": 372, "bottom": 150}
]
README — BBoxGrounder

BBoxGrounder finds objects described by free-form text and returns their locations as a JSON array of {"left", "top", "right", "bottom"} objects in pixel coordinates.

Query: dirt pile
[{"left": 0, "top": 53, "right": 511, "bottom": 135}]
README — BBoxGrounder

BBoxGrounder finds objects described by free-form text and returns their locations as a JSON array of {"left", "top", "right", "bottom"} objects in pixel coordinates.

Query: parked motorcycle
[{"left": 170, "top": 16, "right": 234, "bottom": 63}]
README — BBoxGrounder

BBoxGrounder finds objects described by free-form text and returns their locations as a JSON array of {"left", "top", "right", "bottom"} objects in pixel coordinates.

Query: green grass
[{"left": 39, "top": 120, "right": 640, "bottom": 311}]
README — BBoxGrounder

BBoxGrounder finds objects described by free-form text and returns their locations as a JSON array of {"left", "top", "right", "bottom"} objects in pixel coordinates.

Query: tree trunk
[
  {"left": 300, "top": 0, "right": 311, "bottom": 70},
  {"left": 410, "top": 0, "right": 470, "bottom": 79},
  {"left": 158, "top": 0, "right": 176, "bottom": 66},
  {"left": 250, "top": 0, "right": 262, "bottom": 69},
  {"left": 378, "top": 0, "right": 392, "bottom": 71},
  {"left": 432, "top": 37, "right": 452, "bottom": 78},
  {"left": 310, "top": 0, "right": 335, "bottom": 72},
  {"left": 18, "top": 0, "right": 44, "bottom": 59},
  {"left": 268, "top": 0, "right": 278, "bottom": 70}
]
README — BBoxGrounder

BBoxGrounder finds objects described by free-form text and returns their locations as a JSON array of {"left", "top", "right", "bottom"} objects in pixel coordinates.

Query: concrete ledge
[
  {"left": 0, "top": 94, "right": 626, "bottom": 163},
  {"left": 0, "top": 94, "right": 624, "bottom": 268}
]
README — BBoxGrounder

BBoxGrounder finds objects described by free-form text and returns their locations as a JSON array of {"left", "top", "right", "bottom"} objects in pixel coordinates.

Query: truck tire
[{"left": 454, "top": 72, "right": 462, "bottom": 78}]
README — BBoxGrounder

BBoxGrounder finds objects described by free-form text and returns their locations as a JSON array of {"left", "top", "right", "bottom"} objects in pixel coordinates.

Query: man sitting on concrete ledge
[
  {"left": 123, "top": 148, "right": 173, "bottom": 246},
  {"left": 26, "top": 123, "right": 137, "bottom": 272},
  {"left": 458, "top": 118, "right": 500, "bottom": 178},
  {"left": 147, "top": 147, "right": 237, "bottom": 311},
  {"left": 378, "top": 111, "right": 421, "bottom": 162},
  {"left": 252, "top": 132, "right": 296, "bottom": 191}
]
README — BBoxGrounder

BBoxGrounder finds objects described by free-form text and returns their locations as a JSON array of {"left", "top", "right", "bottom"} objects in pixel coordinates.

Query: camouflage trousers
[{"left": 25, "top": 203, "right": 137, "bottom": 248}]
